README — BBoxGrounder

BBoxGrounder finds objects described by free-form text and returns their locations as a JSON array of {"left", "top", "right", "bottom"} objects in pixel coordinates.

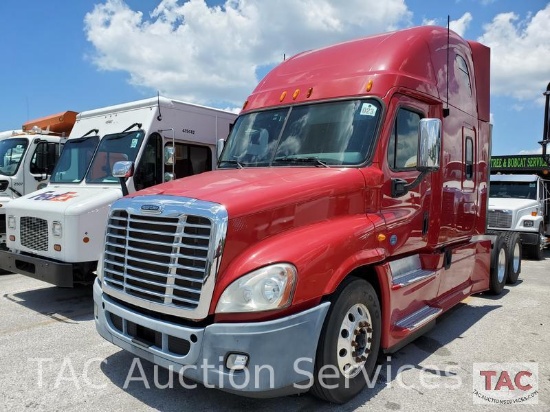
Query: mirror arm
[
  {"left": 391, "top": 170, "right": 429, "bottom": 197},
  {"left": 119, "top": 176, "right": 129, "bottom": 196}
]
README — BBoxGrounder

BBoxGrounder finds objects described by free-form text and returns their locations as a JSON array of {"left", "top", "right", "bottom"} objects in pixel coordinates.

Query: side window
[
  {"left": 30, "top": 142, "right": 62, "bottom": 175},
  {"left": 465, "top": 137, "right": 474, "bottom": 180},
  {"left": 134, "top": 134, "right": 162, "bottom": 191},
  {"left": 387, "top": 108, "right": 421, "bottom": 170},
  {"left": 456, "top": 55, "right": 472, "bottom": 97},
  {"left": 170, "top": 143, "right": 212, "bottom": 179}
]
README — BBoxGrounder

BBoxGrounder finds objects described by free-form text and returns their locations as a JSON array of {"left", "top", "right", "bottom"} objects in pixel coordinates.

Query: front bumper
[
  {"left": 0, "top": 249, "right": 74, "bottom": 287},
  {"left": 94, "top": 279, "right": 330, "bottom": 397}
]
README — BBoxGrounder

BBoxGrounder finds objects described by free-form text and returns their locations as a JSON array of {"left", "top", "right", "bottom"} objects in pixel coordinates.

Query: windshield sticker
[
  {"left": 28, "top": 191, "right": 78, "bottom": 202},
  {"left": 130, "top": 138, "right": 138, "bottom": 148},
  {"left": 360, "top": 103, "right": 377, "bottom": 116}
]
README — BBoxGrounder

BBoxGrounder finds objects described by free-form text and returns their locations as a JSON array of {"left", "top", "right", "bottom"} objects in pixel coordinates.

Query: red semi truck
[{"left": 94, "top": 26, "right": 514, "bottom": 403}]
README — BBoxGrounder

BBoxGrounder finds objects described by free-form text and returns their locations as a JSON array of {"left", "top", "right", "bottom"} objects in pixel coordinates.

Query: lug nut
[
  {"left": 367, "top": 328, "right": 373, "bottom": 333},
  {"left": 351, "top": 341, "right": 358, "bottom": 347},
  {"left": 361, "top": 356, "right": 368, "bottom": 361},
  {"left": 355, "top": 357, "right": 362, "bottom": 362}
]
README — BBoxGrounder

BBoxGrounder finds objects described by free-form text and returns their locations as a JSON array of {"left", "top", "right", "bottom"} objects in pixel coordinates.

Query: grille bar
[
  {"left": 20, "top": 217, "right": 48, "bottom": 251},
  {"left": 102, "top": 196, "right": 227, "bottom": 319},
  {"left": 487, "top": 210, "right": 513, "bottom": 228}
]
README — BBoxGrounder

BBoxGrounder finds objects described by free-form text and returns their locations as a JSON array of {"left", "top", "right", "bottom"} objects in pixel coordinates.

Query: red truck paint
[{"left": 94, "top": 26, "right": 511, "bottom": 404}]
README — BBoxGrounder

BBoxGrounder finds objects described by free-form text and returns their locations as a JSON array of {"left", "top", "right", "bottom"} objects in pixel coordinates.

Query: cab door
[{"left": 27, "top": 140, "right": 63, "bottom": 195}]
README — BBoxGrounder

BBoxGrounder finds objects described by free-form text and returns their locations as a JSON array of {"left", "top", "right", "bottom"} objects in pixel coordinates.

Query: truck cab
[
  {"left": 0, "top": 112, "right": 76, "bottom": 246},
  {"left": 489, "top": 174, "right": 549, "bottom": 259}
]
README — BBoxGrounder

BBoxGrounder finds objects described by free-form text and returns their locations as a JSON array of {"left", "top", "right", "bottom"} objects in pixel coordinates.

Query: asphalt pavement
[{"left": 1, "top": 250, "right": 548, "bottom": 411}]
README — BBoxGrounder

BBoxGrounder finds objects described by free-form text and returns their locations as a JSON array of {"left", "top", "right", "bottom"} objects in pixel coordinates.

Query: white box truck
[
  {"left": 0, "top": 112, "right": 77, "bottom": 246},
  {"left": 0, "top": 96, "right": 237, "bottom": 286}
]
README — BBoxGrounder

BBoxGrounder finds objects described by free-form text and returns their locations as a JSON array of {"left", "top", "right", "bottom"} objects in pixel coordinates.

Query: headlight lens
[
  {"left": 52, "top": 221, "right": 62, "bottom": 237},
  {"left": 523, "top": 220, "right": 534, "bottom": 227},
  {"left": 7, "top": 215, "right": 16, "bottom": 230},
  {"left": 216, "top": 263, "right": 297, "bottom": 313}
]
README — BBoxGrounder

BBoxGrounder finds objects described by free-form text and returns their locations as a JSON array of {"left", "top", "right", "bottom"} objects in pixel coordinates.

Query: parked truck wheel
[
  {"left": 489, "top": 235, "right": 508, "bottom": 295},
  {"left": 310, "top": 277, "right": 381, "bottom": 404},
  {"left": 503, "top": 232, "right": 521, "bottom": 284},
  {"left": 528, "top": 225, "right": 544, "bottom": 261}
]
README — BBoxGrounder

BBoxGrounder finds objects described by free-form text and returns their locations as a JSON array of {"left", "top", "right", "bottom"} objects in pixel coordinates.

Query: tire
[
  {"left": 528, "top": 225, "right": 544, "bottom": 261},
  {"left": 489, "top": 234, "right": 508, "bottom": 295},
  {"left": 503, "top": 232, "right": 521, "bottom": 284},
  {"left": 310, "top": 278, "right": 381, "bottom": 404}
]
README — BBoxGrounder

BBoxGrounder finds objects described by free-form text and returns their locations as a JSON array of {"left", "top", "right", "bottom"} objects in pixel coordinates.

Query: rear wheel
[
  {"left": 489, "top": 235, "right": 508, "bottom": 295},
  {"left": 310, "top": 278, "right": 381, "bottom": 404},
  {"left": 503, "top": 232, "right": 521, "bottom": 284}
]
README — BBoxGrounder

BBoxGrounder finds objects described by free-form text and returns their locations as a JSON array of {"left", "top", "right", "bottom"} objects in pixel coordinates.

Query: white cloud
[
  {"left": 84, "top": 0, "right": 411, "bottom": 107},
  {"left": 449, "top": 12, "right": 472, "bottom": 37},
  {"left": 478, "top": 4, "right": 550, "bottom": 102},
  {"left": 518, "top": 148, "right": 542, "bottom": 155},
  {"left": 420, "top": 13, "right": 472, "bottom": 37}
]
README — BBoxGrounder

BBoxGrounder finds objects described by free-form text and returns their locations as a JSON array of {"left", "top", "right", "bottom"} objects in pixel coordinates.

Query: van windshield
[
  {"left": 86, "top": 130, "right": 145, "bottom": 183},
  {"left": 218, "top": 99, "right": 382, "bottom": 168},
  {"left": 0, "top": 138, "right": 29, "bottom": 177},
  {"left": 50, "top": 135, "right": 100, "bottom": 183},
  {"left": 489, "top": 181, "right": 537, "bottom": 199}
]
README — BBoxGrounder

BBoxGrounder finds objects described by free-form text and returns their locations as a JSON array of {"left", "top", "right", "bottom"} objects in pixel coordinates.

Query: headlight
[
  {"left": 7, "top": 215, "right": 16, "bottom": 230},
  {"left": 523, "top": 220, "right": 534, "bottom": 227},
  {"left": 52, "top": 221, "right": 62, "bottom": 237},
  {"left": 216, "top": 263, "right": 297, "bottom": 313}
]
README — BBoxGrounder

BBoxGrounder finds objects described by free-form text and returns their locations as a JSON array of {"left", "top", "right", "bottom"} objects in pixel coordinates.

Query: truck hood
[
  {"left": 131, "top": 167, "right": 367, "bottom": 218},
  {"left": 5, "top": 185, "right": 123, "bottom": 216},
  {"left": 488, "top": 197, "right": 538, "bottom": 212}
]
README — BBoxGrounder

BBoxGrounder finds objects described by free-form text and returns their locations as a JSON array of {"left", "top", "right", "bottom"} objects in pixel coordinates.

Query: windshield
[
  {"left": 218, "top": 99, "right": 382, "bottom": 168},
  {"left": 489, "top": 181, "right": 537, "bottom": 199},
  {"left": 86, "top": 130, "right": 145, "bottom": 183},
  {"left": 0, "top": 138, "right": 29, "bottom": 177},
  {"left": 50, "top": 135, "right": 100, "bottom": 183}
]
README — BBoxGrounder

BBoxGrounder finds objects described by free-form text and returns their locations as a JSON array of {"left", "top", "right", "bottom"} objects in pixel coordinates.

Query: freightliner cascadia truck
[
  {"left": 94, "top": 26, "right": 518, "bottom": 403},
  {"left": 0, "top": 97, "right": 237, "bottom": 286}
]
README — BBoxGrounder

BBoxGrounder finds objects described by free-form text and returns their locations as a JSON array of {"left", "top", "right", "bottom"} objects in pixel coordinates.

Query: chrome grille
[
  {"left": 20, "top": 217, "right": 48, "bottom": 251},
  {"left": 103, "top": 202, "right": 218, "bottom": 312},
  {"left": 487, "top": 210, "right": 512, "bottom": 228}
]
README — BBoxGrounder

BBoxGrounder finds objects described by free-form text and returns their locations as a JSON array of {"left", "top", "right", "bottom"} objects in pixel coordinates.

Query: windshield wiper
[
  {"left": 273, "top": 156, "right": 329, "bottom": 167},
  {"left": 218, "top": 160, "right": 244, "bottom": 169}
]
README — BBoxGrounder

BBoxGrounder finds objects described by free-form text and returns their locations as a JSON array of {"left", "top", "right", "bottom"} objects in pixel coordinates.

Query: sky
[{"left": 1, "top": 0, "right": 549, "bottom": 155}]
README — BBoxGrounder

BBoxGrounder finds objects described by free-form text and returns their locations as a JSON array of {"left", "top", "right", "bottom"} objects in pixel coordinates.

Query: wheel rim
[
  {"left": 512, "top": 242, "right": 520, "bottom": 273},
  {"left": 336, "top": 303, "right": 373, "bottom": 379},
  {"left": 497, "top": 247, "right": 506, "bottom": 283}
]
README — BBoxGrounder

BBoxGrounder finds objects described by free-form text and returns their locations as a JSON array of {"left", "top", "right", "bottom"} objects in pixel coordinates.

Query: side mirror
[
  {"left": 216, "top": 139, "right": 225, "bottom": 160},
  {"left": 164, "top": 146, "right": 175, "bottom": 166},
  {"left": 112, "top": 161, "right": 134, "bottom": 196},
  {"left": 391, "top": 118, "right": 441, "bottom": 198},
  {"left": 417, "top": 118, "right": 441, "bottom": 172}
]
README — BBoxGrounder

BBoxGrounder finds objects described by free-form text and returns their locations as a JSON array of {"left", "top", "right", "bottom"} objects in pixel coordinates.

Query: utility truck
[
  {"left": 0, "top": 97, "right": 237, "bottom": 286},
  {"left": 94, "top": 27, "right": 518, "bottom": 403},
  {"left": 489, "top": 174, "right": 549, "bottom": 260},
  {"left": 0, "top": 112, "right": 77, "bottom": 246}
]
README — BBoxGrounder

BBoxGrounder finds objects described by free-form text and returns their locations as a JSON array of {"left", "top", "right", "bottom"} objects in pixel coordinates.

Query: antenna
[
  {"left": 540, "top": 82, "right": 550, "bottom": 165},
  {"left": 443, "top": 15, "right": 450, "bottom": 118},
  {"left": 157, "top": 91, "right": 163, "bottom": 121}
]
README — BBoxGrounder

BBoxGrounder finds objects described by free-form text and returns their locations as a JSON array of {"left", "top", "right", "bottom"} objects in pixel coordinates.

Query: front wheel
[
  {"left": 528, "top": 225, "right": 545, "bottom": 261},
  {"left": 310, "top": 278, "right": 381, "bottom": 404},
  {"left": 489, "top": 235, "right": 508, "bottom": 295},
  {"left": 503, "top": 232, "right": 521, "bottom": 284}
]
